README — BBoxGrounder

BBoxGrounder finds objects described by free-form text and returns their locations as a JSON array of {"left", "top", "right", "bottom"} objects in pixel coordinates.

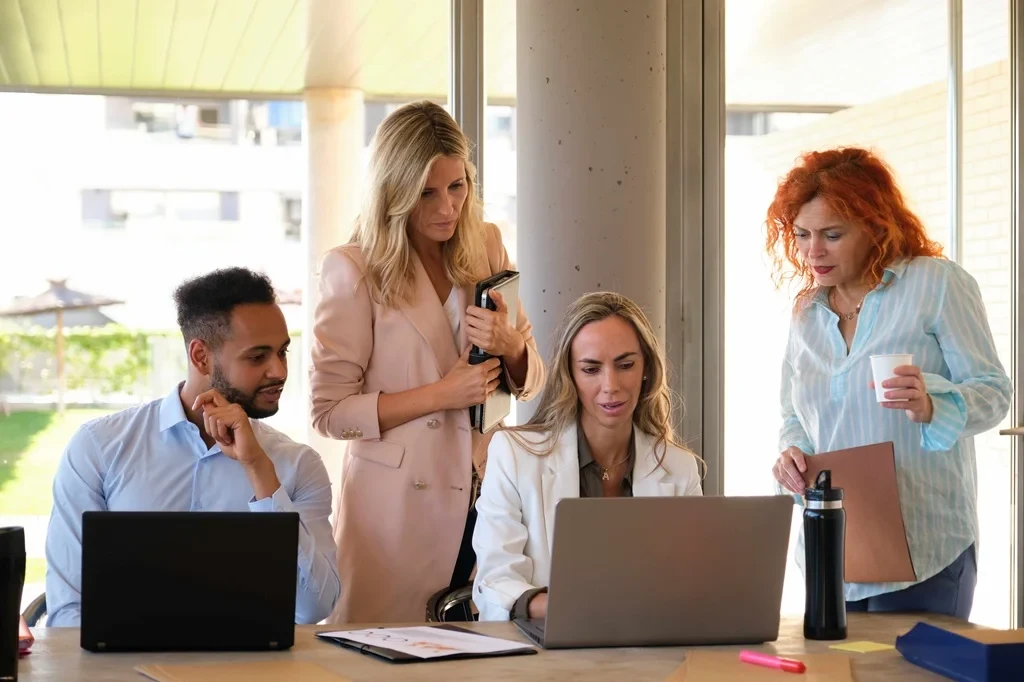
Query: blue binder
[{"left": 895, "top": 622, "right": 1024, "bottom": 682}]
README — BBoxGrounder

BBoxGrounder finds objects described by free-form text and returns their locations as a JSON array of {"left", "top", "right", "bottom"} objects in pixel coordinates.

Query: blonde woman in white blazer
[{"left": 472, "top": 292, "right": 704, "bottom": 622}]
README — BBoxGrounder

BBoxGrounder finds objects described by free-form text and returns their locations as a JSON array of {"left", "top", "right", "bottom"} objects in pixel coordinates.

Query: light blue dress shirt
[
  {"left": 779, "top": 257, "right": 1012, "bottom": 602},
  {"left": 44, "top": 385, "right": 341, "bottom": 626}
]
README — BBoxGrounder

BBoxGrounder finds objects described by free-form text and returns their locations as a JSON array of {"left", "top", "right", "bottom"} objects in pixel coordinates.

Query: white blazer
[{"left": 471, "top": 426, "right": 703, "bottom": 621}]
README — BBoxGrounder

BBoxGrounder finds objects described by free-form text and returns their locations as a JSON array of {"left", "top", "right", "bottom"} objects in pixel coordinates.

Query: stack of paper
[{"left": 316, "top": 625, "right": 536, "bottom": 662}]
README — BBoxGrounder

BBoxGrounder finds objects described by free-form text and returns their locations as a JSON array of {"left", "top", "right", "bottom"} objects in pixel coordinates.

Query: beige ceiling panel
[
  {"left": 162, "top": 0, "right": 217, "bottom": 90},
  {"left": 250, "top": 0, "right": 309, "bottom": 93},
  {"left": 220, "top": 0, "right": 300, "bottom": 92},
  {"left": 191, "top": 0, "right": 259, "bottom": 91},
  {"left": 371, "top": 0, "right": 448, "bottom": 99},
  {"left": 341, "top": 0, "right": 447, "bottom": 98},
  {"left": 302, "top": 0, "right": 372, "bottom": 91},
  {"left": 97, "top": 0, "right": 137, "bottom": 88},
  {"left": 351, "top": 0, "right": 424, "bottom": 90},
  {"left": 0, "top": 1, "right": 40, "bottom": 85},
  {"left": 58, "top": 0, "right": 101, "bottom": 86},
  {"left": 19, "top": 0, "right": 70, "bottom": 86},
  {"left": 132, "top": 0, "right": 176, "bottom": 88}
]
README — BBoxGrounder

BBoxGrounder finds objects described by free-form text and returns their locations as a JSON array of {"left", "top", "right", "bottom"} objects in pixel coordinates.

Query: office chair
[
  {"left": 22, "top": 592, "right": 46, "bottom": 627},
  {"left": 425, "top": 584, "right": 476, "bottom": 622}
]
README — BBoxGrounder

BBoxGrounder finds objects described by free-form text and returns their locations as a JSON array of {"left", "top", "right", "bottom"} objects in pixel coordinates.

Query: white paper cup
[{"left": 870, "top": 353, "right": 913, "bottom": 403}]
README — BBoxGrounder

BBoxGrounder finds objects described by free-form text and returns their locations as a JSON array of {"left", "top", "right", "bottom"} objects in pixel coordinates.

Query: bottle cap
[
  {"left": 804, "top": 469, "right": 843, "bottom": 503},
  {"left": 0, "top": 526, "right": 25, "bottom": 558}
]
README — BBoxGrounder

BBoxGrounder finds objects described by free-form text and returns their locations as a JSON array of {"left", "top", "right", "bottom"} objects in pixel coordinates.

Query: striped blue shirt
[{"left": 779, "top": 257, "right": 1011, "bottom": 601}]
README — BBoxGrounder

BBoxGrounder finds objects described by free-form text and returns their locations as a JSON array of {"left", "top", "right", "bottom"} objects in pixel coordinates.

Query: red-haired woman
[{"left": 767, "top": 147, "right": 1011, "bottom": 619}]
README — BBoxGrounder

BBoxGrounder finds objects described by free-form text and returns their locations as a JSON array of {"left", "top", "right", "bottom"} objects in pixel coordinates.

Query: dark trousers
[
  {"left": 846, "top": 545, "right": 977, "bottom": 619},
  {"left": 450, "top": 503, "right": 478, "bottom": 589}
]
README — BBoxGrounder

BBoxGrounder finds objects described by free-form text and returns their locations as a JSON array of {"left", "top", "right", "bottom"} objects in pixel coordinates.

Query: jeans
[{"left": 845, "top": 544, "right": 977, "bottom": 619}]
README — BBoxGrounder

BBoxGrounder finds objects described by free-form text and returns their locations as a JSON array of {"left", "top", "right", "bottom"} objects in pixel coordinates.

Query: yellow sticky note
[{"left": 829, "top": 641, "right": 896, "bottom": 653}]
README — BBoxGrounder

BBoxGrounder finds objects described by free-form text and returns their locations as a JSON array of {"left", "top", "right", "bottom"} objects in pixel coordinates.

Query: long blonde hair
[
  {"left": 351, "top": 101, "right": 486, "bottom": 307},
  {"left": 506, "top": 292, "right": 690, "bottom": 467}
]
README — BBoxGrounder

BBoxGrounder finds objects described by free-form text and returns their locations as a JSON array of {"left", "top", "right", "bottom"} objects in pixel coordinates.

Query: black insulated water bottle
[{"left": 803, "top": 470, "right": 847, "bottom": 641}]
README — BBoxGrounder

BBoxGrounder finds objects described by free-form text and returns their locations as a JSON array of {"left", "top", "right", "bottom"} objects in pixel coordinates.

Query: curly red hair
[{"left": 765, "top": 147, "right": 943, "bottom": 302}]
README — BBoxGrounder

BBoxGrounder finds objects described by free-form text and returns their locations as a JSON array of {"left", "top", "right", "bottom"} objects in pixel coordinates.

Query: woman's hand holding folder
[
  {"left": 466, "top": 290, "right": 525, "bottom": 359},
  {"left": 439, "top": 350, "right": 503, "bottom": 410},
  {"left": 774, "top": 446, "right": 809, "bottom": 494}
]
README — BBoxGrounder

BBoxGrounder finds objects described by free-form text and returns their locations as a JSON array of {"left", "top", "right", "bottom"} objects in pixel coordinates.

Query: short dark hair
[{"left": 173, "top": 268, "right": 277, "bottom": 348}]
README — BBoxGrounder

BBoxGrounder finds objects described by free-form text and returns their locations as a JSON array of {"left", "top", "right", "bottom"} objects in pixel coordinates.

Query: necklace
[
  {"left": 830, "top": 288, "right": 865, "bottom": 321},
  {"left": 601, "top": 453, "right": 631, "bottom": 481}
]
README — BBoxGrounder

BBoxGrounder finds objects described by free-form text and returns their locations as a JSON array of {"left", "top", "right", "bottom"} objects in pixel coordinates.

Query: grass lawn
[{"left": 0, "top": 409, "right": 112, "bottom": 516}]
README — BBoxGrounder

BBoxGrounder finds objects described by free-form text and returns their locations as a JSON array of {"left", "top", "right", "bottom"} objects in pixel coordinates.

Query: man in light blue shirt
[{"left": 45, "top": 267, "right": 341, "bottom": 626}]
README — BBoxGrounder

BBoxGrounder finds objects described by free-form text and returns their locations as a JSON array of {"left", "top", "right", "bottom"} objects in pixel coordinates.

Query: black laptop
[{"left": 80, "top": 511, "right": 299, "bottom": 652}]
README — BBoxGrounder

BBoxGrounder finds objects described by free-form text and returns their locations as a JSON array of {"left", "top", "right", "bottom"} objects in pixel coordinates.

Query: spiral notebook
[{"left": 315, "top": 624, "right": 536, "bottom": 664}]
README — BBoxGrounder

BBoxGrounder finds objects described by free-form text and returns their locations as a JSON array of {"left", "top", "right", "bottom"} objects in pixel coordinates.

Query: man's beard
[{"left": 210, "top": 365, "right": 281, "bottom": 419}]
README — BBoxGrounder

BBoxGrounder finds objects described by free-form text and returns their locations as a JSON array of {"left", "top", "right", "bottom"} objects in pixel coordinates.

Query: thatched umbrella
[{"left": 0, "top": 279, "right": 124, "bottom": 413}]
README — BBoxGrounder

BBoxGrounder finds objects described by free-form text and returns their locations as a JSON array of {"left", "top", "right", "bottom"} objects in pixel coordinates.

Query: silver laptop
[{"left": 513, "top": 495, "right": 793, "bottom": 649}]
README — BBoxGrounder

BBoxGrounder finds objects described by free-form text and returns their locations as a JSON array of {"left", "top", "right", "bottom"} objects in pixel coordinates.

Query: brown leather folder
[{"left": 801, "top": 441, "right": 917, "bottom": 583}]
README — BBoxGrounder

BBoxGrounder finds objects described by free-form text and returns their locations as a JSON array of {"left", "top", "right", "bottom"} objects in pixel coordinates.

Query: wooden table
[{"left": 18, "top": 613, "right": 967, "bottom": 680}]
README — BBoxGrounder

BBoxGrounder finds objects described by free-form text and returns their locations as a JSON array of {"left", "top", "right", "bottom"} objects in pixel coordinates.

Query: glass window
[
  {"left": 166, "top": 191, "right": 222, "bottom": 222},
  {"left": 0, "top": 0, "right": 457, "bottom": 612},
  {"left": 483, "top": 0, "right": 517, "bottom": 265},
  {"left": 961, "top": 0, "right": 1012, "bottom": 629},
  {"left": 132, "top": 102, "right": 179, "bottom": 134},
  {"left": 482, "top": 105, "right": 517, "bottom": 264},
  {"left": 219, "top": 192, "right": 240, "bottom": 222},
  {"left": 482, "top": 0, "right": 518, "bottom": 424},
  {"left": 282, "top": 195, "right": 302, "bottom": 241},
  {"left": 248, "top": 101, "right": 303, "bottom": 146},
  {"left": 81, "top": 190, "right": 118, "bottom": 228},
  {"left": 110, "top": 190, "right": 166, "bottom": 221},
  {"left": 724, "top": 0, "right": 950, "bottom": 616},
  {"left": 724, "top": 0, "right": 1015, "bottom": 627}
]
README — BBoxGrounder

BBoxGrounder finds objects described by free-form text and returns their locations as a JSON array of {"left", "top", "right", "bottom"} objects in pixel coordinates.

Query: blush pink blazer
[{"left": 310, "top": 223, "right": 545, "bottom": 623}]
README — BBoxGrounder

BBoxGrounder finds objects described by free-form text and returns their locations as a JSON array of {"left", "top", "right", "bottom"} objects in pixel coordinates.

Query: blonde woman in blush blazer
[
  {"left": 310, "top": 101, "right": 545, "bottom": 624},
  {"left": 472, "top": 293, "right": 703, "bottom": 622}
]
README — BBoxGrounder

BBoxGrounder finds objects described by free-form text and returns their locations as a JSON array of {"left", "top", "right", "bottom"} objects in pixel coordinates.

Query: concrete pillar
[
  {"left": 302, "top": 88, "right": 365, "bottom": 478},
  {"left": 516, "top": 0, "right": 667, "bottom": 399}
]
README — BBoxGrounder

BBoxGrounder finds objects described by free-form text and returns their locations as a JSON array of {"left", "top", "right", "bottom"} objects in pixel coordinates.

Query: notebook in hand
[
  {"left": 315, "top": 624, "right": 536, "bottom": 663},
  {"left": 468, "top": 270, "right": 520, "bottom": 433}
]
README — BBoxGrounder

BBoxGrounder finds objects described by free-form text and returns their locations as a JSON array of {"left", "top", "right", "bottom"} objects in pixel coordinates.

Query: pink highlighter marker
[{"left": 739, "top": 650, "right": 807, "bottom": 674}]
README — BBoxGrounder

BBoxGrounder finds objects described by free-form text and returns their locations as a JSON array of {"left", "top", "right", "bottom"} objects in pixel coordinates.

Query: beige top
[{"left": 442, "top": 288, "right": 462, "bottom": 345}]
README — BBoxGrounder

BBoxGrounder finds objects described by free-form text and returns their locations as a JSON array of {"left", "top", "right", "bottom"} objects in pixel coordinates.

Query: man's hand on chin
[{"left": 193, "top": 389, "right": 281, "bottom": 499}]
